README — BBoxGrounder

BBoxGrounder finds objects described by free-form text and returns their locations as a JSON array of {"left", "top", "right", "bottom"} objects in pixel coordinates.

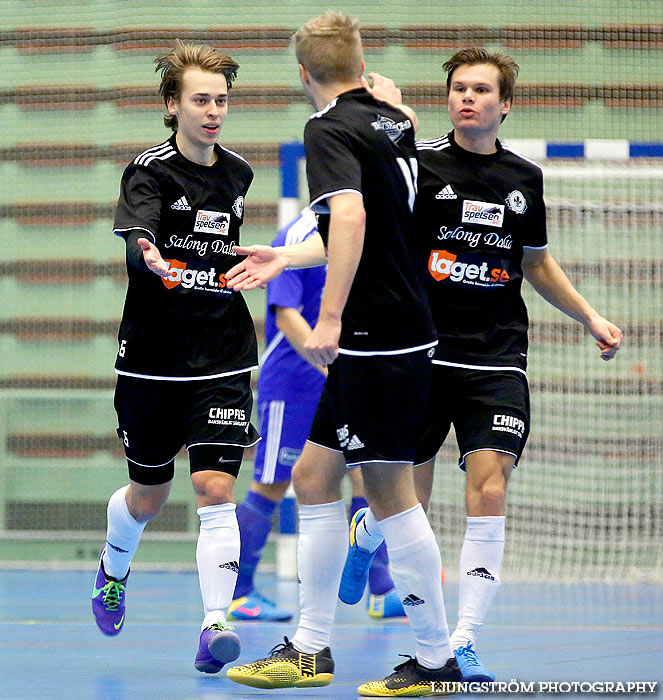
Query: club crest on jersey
[
  {"left": 461, "top": 200, "right": 504, "bottom": 227},
  {"left": 505, "top": 190, "right": 527, "bottom": 214},
  {"left": 194, "top": 210, "right": 230, "bottom": 235},
  {"left": 232, "top": 196, "right": 244, "bottom": 219},
  {"left": 370, "top": 114, "right": 411, "bottom": 143}
]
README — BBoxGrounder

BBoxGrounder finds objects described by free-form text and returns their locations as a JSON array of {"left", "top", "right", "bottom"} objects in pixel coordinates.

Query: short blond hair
[
  {"left": 293, "top": 11, "right": 363, "bottom": 85},
  {"left": 155, "top": 39, "right": 239, "bottom": 131}
]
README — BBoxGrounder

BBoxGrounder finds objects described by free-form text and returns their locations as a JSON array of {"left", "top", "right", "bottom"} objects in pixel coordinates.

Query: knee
[
  {"left": 191, "top": 471, "right": 235, "bottom": 505},
  {"left": 471, "top": 482, "right": 507, "bottom": 516},
  {"left": 127, "top": 493, "right": 167, "bottom": 523}
]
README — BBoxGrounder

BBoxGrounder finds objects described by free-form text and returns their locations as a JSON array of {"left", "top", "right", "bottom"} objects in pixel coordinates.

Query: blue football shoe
[
  {"left": 454, "top": 642, "right": 495, "bottom": 682},
  {"left": 338, "top": 508, "right": 378, "bottom": 605},
  {"left": 194, "top": 623, "right": 241, "bottom": 674},
  {"left": 228, "top": 590, "right": 292, "bottom": 622},
  {"left": 367, "top": 588, "right": 406, "bottom": 618}
]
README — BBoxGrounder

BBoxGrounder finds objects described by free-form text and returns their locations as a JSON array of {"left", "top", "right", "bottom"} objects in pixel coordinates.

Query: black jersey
[
  {"left": 113, "top": 134, "right": 258, "bottom": 380},
  {"left": 416, "top": 131, "right": 548, "bottom": 371},
  {"left": 304, "top": 88, "right": 436, "bottom": 355}
]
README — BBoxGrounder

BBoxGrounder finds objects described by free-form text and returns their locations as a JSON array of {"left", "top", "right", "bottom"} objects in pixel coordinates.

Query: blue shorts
[{"left": 253, "top": 399, "right": 319, "bottom": 484}]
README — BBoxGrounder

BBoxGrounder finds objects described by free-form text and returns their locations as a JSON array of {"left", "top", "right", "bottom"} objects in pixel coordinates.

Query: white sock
[
  {"left": 451, "top": 516, "right": 505, "bottom": 650},
  {"left": 196, "top": 503, "right": 240, "bottom": 630},
  {"left": 379, "top": 504, "right": 452, "bottom": 669},
  {"left": 354, "top": 507, "right": 384, "bottom": 551},
  {"left": 103, "top": 485, "right": 146, "bottom": 580},
  {"left": 291, "top": 500, "right": 348, "bottom": 654}
]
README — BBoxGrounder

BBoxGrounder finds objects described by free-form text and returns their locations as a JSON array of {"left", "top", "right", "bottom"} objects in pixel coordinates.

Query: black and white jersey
[
  {"left": 416, "top": 131, "right": 548, "bottom": 372},
  {"left": 113, "top": 134, "right": 258, "bottom": 380},
  {"left": 304, "top": 87, "right": 436, "bottom": 355}
]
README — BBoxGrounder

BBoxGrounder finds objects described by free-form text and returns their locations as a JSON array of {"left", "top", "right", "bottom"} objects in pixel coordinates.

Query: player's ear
[
  {"left": 298, "top": 64, "right": 309, "bottom": 84},
  {"left": 500, "top": 99, "right": 511, "bottom": 123},
  {"left": 167, "top": 97, "right": 178, "bottom": 116}
]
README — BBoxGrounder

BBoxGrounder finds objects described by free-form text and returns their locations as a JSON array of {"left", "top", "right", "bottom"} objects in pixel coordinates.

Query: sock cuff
[
  {"left": 298, "top": 499, "right": 347, "bottom": 532},
  {"left": 197, "top": 502, "right": 237, "bottom": 529},
  {"left": 378, "top": 503, "right": 435, "bottom": 553},
  {"left": 465, "top": 516, "right": 505, "bottom": 542},
  {"left": 244, "top": 488, "right": 278, "bottom": 517}
]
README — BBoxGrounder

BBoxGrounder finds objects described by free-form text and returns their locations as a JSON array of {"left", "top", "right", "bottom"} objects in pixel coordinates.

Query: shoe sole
[
  {"left": 194, "top": 660, "right": 223, "bottom": 674},
  {"left": 357, "top": 680, "right": 462, "bottom": 696},
  {"left": 208, "top": 630, "right": 241, "bottom": 664},
  {"left": 226, "top": 665, "right": 333, "bottom": 689}
]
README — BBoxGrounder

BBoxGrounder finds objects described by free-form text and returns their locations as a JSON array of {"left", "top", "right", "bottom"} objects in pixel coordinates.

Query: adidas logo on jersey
[
  {"left": 171, "top": 196, "right": 191, "bottom": 210},
  {"left": 435, "top": 185, "right": 457, "bottom": 200}
]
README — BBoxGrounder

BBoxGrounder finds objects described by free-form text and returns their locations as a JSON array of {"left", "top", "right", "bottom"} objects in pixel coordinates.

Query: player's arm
[
  {"left": 123, "top": 231, "right": 169, "bottom": 277},
  {"left": 304, "top": 192, "right": 365, "bottom": 366},
  {"left": 362, "top": 72, "right": 419, "bottom": 133},
  {"left": 275, "top": 306, "right": 328, "bottom": 376},
  {"left": 226, "top": 233, "right": 327, "bottom": 290},
  {"left": 522, "top": 247, "right": 623, "bottom": 360}
]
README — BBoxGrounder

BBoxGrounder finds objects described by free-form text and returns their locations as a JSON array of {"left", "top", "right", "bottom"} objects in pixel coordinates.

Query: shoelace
[
  {"left": 102, "top": 580, "right": 125, "bottom": 611},
  {"left": 269, "top": 636, "right": 294, "bottom": 657},
  {"left": 456, "top": 643, "right": 481, "bottom": 668},
  {"left": 206, "top": 622, "right": 235, "bottom": 632},
  {"left": 392, "top": 655, "right": 418, "bottom": 673}
]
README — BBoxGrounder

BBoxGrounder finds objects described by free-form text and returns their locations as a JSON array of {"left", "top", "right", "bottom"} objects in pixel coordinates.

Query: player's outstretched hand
[
  {"left": 226, "top": 245, "right": 288, "bottom": 290},
  {"left": 137, "top": 238, "right": 169, "bottom": 277},
  {"left": 303, "top": 317, "right": 341, "bottom": 367},
  {"left": 586, "top": 316, "right": 623, "bottom": 361}
]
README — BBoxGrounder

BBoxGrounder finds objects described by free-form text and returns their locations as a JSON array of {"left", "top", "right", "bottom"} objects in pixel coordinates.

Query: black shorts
[
  {"left": 308, "top": 348, "right": 432, "bottom": 466},
  {"left": 114, "top": 372, "right": 259, "bottom": 485},
  {"left": 414, "top": 365, "right": 530, "bottom": 470}
]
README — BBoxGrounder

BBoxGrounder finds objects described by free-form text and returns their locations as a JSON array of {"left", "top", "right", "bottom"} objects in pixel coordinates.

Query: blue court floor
[{"left": 1, "top": 569, "right": 662, "bottom": 700}]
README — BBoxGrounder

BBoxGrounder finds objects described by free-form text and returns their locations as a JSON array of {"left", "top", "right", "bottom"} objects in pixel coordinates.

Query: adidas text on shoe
[
  {"left": 358, "top": 656, "right": 462, "bottom": 697},
  {"left": 91, "top": 548, "right": 129, "bottom": 636},
  {"left": 226, "top": 637, "right": 334, "bottom": 689},
  {"left": 194, "top": 623, "right": 241, "bottom": 674},
  {"left": 453, "top": 642, "right": 495, "bottom": 683},
  {"left": 228, "top": 590, "right": 293, "bottom": 622},
  {"left": 338, "top": 507, "right": 377, "bottom": 605}
]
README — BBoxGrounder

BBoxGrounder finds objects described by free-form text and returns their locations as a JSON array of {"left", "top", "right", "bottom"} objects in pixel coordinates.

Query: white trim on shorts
[
  {"left": 459, "top": 447, "right": 518, "bottom": 469},
  {"left": 115, "top": 365, "right": 259, "bottom": 381},
  {"left": 187, "top": 438, "right": 261, "bottom": 451},
  {"left": 126, "top": 453, "right": 179, "bottom": 468},
  {"left": 259, "top": 400, "right": 285, "bottom": 484},
  {"left": 305, "top": 438, "right": 343, "bottom": 454},
  {"left": 432, "top": 359, "right": 526, "bottom": 375},
  {"left": 345, "top": 458, "right": 413, "bottom": 467},
  {"left": 339, "top": 340, "right": 437, "bottom": 357}
]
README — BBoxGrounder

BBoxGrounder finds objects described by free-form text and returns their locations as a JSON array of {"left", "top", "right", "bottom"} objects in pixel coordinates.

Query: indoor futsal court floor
[{"left": 1, "top": 569, "right": 662, "bottom": 700}]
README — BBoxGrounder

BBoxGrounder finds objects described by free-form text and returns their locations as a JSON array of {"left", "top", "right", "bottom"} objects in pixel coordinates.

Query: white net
[{"left": 0, "top": 1, "right": 661, "bottom": 576}]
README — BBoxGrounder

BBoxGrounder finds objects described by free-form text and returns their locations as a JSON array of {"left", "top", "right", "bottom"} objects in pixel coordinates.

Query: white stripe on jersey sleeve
[
  {"left": 133, "top": 141, "right": 172, "bottom": 166},
  {"left": 310, "top": 189, "right": 363, "bottom": 212}
]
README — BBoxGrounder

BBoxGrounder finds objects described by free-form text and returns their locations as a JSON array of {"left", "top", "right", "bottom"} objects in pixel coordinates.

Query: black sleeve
[
  {"left": 523, "top": 169, "right": 548, "bottom": 248},
  {"left": 124, "top": 230, "right": 149, "bottom": 271},
  {"left": 304, "top": 118, "right": 362, "bottom": 212},
  {"left": 113, "top": 164, "right": 162, "bottom": 242}
]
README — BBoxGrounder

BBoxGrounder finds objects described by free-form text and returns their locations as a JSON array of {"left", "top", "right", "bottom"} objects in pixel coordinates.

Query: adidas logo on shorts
[
  {"left": 435, "top": 184, "right": 457, "bottom": 200},
  {"left": 171, "top": 196, "right": 191, "bottom": 210},
  {"left": 347, "top": 435, "right": 365, "bottom": 450}
]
